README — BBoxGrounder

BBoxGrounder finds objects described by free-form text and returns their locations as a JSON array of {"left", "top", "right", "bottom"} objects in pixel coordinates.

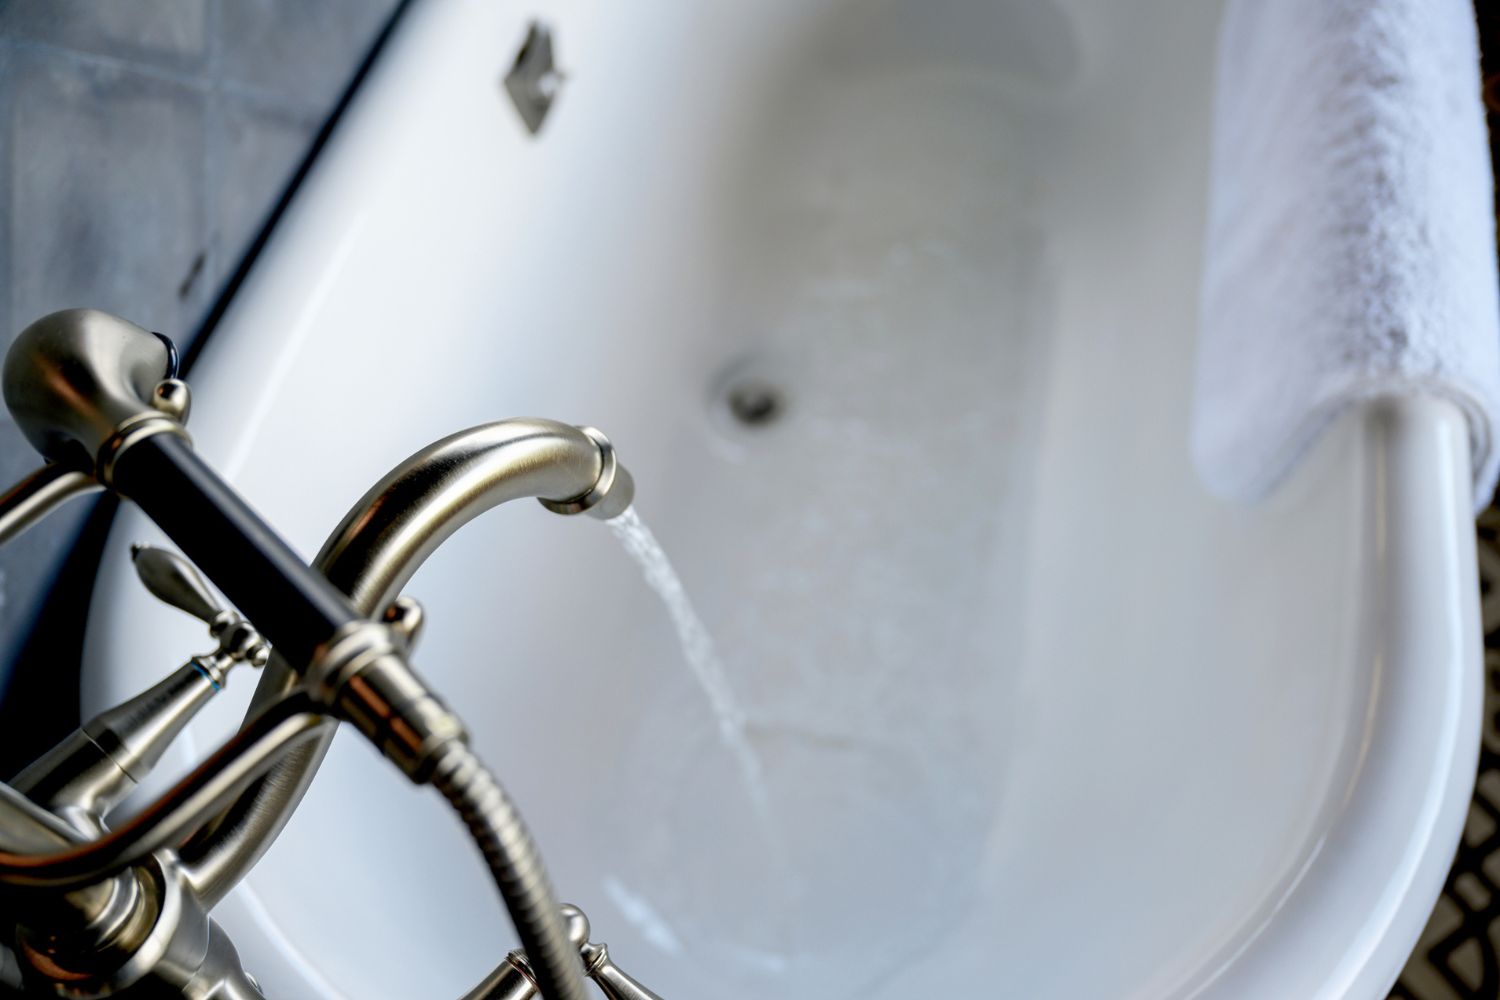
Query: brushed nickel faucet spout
[{"left": 180, "top": 417, "right": 634, "bottom": 905}]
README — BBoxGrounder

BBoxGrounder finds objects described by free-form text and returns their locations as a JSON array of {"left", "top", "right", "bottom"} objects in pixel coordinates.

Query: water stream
[{"left": 606, "top": 505, "right": 772, "bottom": 821}]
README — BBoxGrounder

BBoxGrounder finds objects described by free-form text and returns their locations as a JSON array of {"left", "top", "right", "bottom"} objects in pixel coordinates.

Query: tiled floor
[{"left": 0, "top": 0, "right": 399, "bottom": 687}]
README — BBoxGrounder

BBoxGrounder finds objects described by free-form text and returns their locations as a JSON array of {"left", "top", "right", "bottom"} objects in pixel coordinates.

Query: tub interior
[{"left": 81, "top": 0, "right": 1374, "bottom": 997}]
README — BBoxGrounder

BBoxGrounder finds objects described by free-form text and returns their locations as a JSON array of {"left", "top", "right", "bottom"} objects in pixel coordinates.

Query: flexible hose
[{"left": 428, "top": 742, "right": 587, "bottom": 1000}]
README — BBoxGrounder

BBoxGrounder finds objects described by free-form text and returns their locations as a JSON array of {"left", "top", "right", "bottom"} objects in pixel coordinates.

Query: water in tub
[{"left": 591, "top": 26, "right": 1050, "bottom": 995}]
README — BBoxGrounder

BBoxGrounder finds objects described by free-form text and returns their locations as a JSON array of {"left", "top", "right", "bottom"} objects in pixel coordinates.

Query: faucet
[
  {"left": 179, "top": 416, "right": 632, "bottom": 908},
  {"left": 0, "top": 310, "right": 659, "bottom": 998}
]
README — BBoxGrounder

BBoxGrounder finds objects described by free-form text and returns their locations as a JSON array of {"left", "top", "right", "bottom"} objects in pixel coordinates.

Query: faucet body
[{"left": 0, "top": 310, "right": 649, "bottom": 998}]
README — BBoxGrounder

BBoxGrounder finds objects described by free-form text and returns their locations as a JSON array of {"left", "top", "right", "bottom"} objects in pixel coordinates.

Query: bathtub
[{"left": 79, "top": 0, "right": 1483, "bottom": 996}]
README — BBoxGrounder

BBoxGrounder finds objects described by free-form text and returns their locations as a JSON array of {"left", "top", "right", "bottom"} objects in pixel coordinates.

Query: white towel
[{"left": 1194, "top": 0, "right": 1500, "bottom": 509}]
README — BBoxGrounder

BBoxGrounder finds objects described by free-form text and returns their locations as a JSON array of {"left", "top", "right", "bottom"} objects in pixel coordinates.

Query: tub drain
[{"left": 726, "top": 381, "right": 784, "bottom": 427}]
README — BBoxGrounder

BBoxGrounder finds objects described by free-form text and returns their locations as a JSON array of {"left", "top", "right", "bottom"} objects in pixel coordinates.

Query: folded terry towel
[{"left": 1194, "top": 0, "right": 1500, "bottom": 509}]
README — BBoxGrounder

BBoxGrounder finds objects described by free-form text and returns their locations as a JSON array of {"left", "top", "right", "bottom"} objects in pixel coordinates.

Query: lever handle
[
  {"left": 565, "top": 905, "right": 665, "bottom": 1000},
  {"left": 582, "top": 945, "right": 664, "bottom": 1000},
  {"left": 12, "top": 545, "right": 274, "bottom": 819},
  {"left": 131, "top": 543, "right": 225, "bottom": 626}
]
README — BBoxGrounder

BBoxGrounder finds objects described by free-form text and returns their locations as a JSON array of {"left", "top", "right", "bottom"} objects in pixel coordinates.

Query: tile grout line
[{"left": 0, "top": 34, "right": 325, "bottom": 122}]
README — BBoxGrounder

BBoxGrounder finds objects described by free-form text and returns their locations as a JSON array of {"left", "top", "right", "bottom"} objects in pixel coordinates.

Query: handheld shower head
[{"left": 1, "top": 308, "right": 187, "bottom": 480}]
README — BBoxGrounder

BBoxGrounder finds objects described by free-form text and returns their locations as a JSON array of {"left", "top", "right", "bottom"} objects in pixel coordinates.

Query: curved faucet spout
[
  {"left": 318, "top": 418, "right": 634, "bottom": 611},
  {"left": 181, "top": 417, "right": 633, "bottom": 906}
]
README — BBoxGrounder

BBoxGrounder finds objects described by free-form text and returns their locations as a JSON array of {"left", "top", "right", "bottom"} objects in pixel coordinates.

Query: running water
[{"left": 606, "top": 505, "right": 771, "bottom": 819}]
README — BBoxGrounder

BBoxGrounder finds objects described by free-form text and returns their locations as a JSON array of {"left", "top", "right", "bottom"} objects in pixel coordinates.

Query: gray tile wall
[{"left": 0, "top": 0, "right": 399, "bottom": 686}]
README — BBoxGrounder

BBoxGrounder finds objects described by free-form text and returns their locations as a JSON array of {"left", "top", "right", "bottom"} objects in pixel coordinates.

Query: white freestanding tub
[{"left": 79, "top": 0, "right": 1483, "bottom": 996}]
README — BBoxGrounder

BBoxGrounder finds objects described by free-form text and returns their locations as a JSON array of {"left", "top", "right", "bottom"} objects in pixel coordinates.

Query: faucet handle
[
  {"left": 463, "top": 905, "right": 665, "bottom": 1000},
  {"left": 131, "top": 544, "right": 272, "bottom": 669},
  {"left": 565, "top": 905, "right": 665, "bottom": 1000},
  {"left": 131, "top": 543, "right": 225, "bottom": 627}
]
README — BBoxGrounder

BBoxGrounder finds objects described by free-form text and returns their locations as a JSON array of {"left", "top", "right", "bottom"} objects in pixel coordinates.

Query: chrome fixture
[{"left": 0, "top": 309, "right": 659, "bottom": 998}]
